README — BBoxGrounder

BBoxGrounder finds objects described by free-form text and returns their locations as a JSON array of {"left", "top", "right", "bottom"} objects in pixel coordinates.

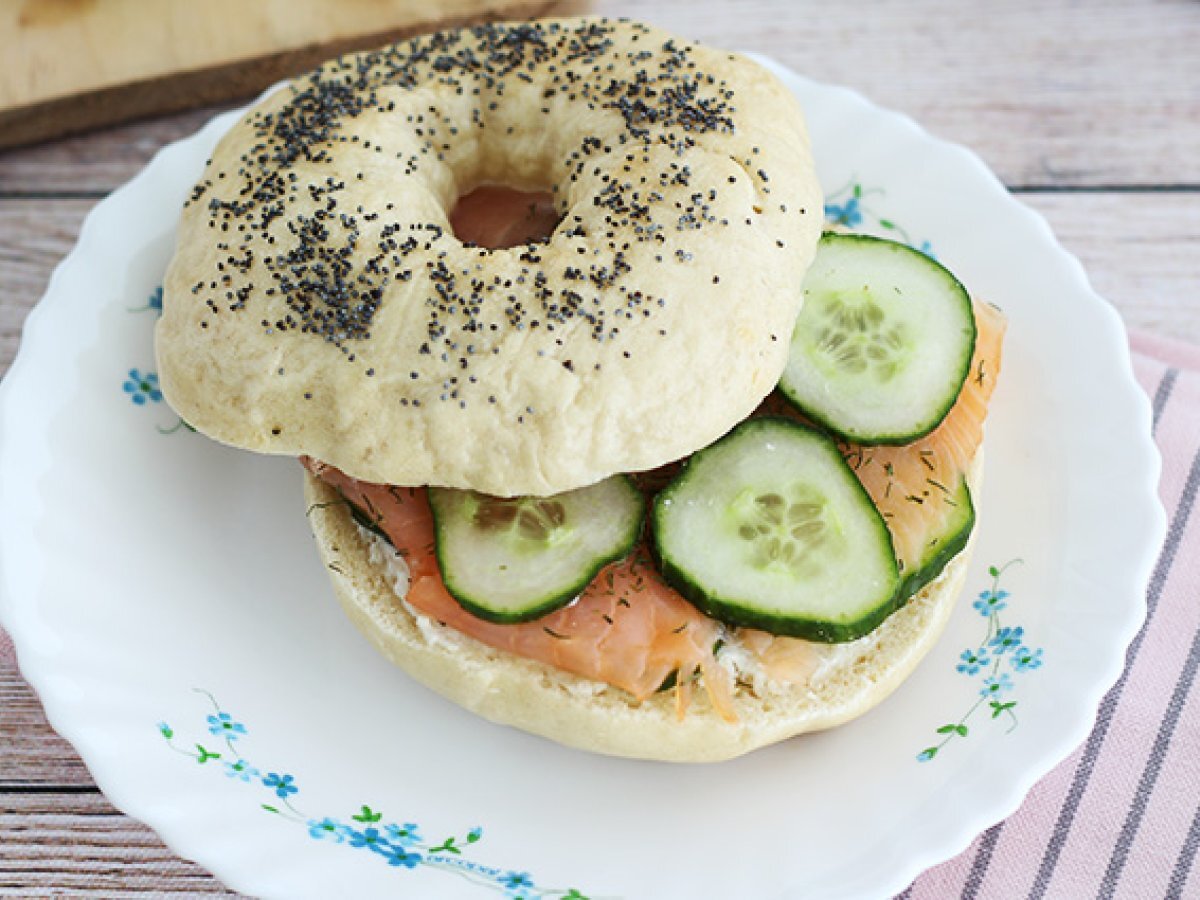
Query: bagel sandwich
[{"left": 156, "top": 18, "right": 1005, "bottom": 762}]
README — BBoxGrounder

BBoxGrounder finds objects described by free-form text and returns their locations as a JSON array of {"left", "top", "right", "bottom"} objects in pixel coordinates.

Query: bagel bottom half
[{"left": 302, "top": 457, "right": 981, "bottom": 763}]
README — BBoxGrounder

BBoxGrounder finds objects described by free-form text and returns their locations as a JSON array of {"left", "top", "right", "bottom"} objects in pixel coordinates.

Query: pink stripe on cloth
[
  {"left": 902, "top": 331, "right": 1200, "bottom": 900},
  {"left": 1131, "top": 330, "right": 1200, "bottom": 372}
]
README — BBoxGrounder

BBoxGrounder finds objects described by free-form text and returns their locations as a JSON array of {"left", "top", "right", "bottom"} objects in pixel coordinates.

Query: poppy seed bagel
[{"left": 156, "top": 17, "right": 824, "bottom": 496}]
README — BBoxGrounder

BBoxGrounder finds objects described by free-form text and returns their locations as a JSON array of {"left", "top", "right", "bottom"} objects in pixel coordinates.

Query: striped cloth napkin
[
  {"left": 0, "top": 332, "right": 1195, "bottom": 898},
  {"left": 903, "top": 330, "right": 1200, "bottom": 899}
]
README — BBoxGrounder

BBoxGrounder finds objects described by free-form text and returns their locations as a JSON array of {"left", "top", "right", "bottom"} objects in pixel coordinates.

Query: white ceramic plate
[{"left": 0, "top": 57, "right": 1163, "bottom": 900}]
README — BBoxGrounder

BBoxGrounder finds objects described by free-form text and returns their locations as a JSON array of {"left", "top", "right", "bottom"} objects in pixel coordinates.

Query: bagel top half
[{"left": 156, "top": 17, "right": 824, "bottom": 496}]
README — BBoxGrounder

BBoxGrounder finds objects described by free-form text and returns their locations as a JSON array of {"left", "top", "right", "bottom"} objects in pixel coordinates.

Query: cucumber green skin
[
  {"left": 779, "top": 381, "right": 972, "bottom": 448},
  {"left": 650, "top": 417, "right": 901, "bottom": 644},
  {"left": 896, "top": 476, "right": 975, "bottom": 603},
  {"left": 780, "top": 232, "right": 977, "bottom": 445},
  {"left": 429, "top": 477, "right": 645, "bottom": 625},
  {"left": 653, "top": 551, "right": 900, "bottom": 643}
]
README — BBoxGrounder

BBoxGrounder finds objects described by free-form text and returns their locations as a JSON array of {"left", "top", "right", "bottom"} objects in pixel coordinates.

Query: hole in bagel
[{"left": 450, "top": 185, "right": 560, "bottom": 250}]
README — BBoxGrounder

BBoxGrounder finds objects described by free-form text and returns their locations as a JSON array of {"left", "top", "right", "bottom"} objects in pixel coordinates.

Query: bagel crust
[
  {"left": 302, "top": 455, "right": 981, "bottom": 762},
  {"left": 157, "top": 18, "right": 824, "bottom": 496}
]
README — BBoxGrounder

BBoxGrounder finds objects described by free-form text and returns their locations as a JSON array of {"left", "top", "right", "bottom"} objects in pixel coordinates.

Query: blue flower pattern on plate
[
  {"left": 160, "top": 689, "right": 590, "bottom": 897},
  {"left": 956, "top": 648, "right": 991, "bottom": 676},
  {"left": 973, "top": 588, "right": 1009, "bottom": 616},
  {"left": 1013, "top": 646, "right": 1044, "bottom": 672},
  {"left": 123, "top": 369, "right": 162, "bottom": 405},
  {"left": 263, "top": 772, "right": 299, "bottom": 799},
  {"left": 308, "top": 817, "right": 346, "bottom": 842},
  {"left": 981, "top": 673, "right": 1015, "bottom": 698},
  {"left": 917, "top": 561, "right": 1044, "bottom": 762},
  {"left": 824, "top": 196, "right": 863, "bottom": 227},
  {"left": 822, "top": 180, "right": 935, "bottom": 257},
  {"left": 127, "top": 284, "right": 194, "bottom": 435},
  {"left": 224, "top": 759, "right": 261, "bottom": 783},
  {"left": 385, "top": 822, "right": 422, "bottom": 846},
  {"left": 207, "top": 712, "right": 246, "bottom": 740},
  {"left": 379, "top": 843, "right": 423, "bottom": 869},
  {"left": 503, "top": 872, "right": 535, "bottom": 890},
  {"left": 989, "top": 626, "right": 1025, "bottom": 654},
  {"left": 129, "top": 284, "right": 163, "bottom": 314},
  {"left": 348, "top": 825, "right": 385, "bottom": 849}
]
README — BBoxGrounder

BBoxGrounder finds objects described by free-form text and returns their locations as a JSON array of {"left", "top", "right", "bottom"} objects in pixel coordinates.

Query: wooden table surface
[{"left": 2, "top": 1, "right": 1198, "bottom": 895}]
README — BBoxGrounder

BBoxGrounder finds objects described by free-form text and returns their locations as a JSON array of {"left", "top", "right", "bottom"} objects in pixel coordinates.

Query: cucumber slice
[
  {"left": 651, "top": 418, "right": 901, "bottom": 642},
  {"left": 895, "top": 474, "right": 975, "bottom": 602},
  {"left": 780, "top": 233, "right": 976, "bottom": 444},
  {"left": 429, "top": 477, "right": 644, "bottom": 623}
]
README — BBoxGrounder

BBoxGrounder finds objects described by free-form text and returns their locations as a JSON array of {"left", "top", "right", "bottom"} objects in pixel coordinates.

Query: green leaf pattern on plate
[
  {"left": 917, "top": 560, "right": 1044, "bottom": 762},
  {"left": 160, "top": 689, "right": 592, "bottom": 898},
  {"left": 823, "top": 178, "right": 936, "bottom": 258},
  {"left": 126, "top": 283, "right": 194, "bottom": 435}
]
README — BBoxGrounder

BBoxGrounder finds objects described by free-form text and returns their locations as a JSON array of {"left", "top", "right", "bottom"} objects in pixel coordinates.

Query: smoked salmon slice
[
  {"left": 846, "top": 299, "right": 1006, "bottom": 573},
  {"left": 305, "top": 462, "right": 737, "bottom": 721}
]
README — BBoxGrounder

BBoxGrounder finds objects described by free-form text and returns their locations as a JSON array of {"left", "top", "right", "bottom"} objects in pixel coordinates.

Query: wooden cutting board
[{"left": 0, "top": 0, "right": 564, "bottom": 149}]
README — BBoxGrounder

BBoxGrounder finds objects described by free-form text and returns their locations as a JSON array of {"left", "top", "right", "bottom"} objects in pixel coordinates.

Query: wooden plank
[
  {"left": 0, "top": 0, "right": 1196, "bottom": 192},
  {"left": 0, "top": 792, "right": 242, "bottom": 896},
  {"left": 0, "top": 199, "right": 90, "bottom": 370},
  {"left": 0, "top": 106, "right": 231, "bottom": 198},
  {"left": 1017, "top": 190, "right": 1200, "bottom": 340},
  {"left": 0, "top": 662, "right": 94, "bottom": 787},
  {"left": 1021, "top": 191, "right": 1200, "bottom": 342},
  {"left": 0, "top": 0, "right": 561, "bottom": 149},
  {"left": 0, "top": 626, "right": 92, "bottom": 787}
]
